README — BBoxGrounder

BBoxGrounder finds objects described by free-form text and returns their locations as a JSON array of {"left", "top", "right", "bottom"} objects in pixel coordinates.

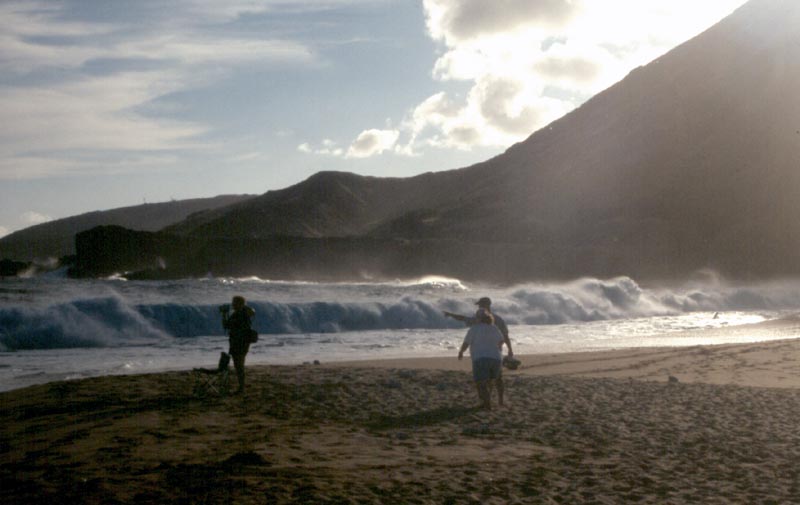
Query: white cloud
[
  {"left": 298, "top": 129, "right": 401, "bottom": 159},
  {"left": 118, "top": 36, "right": 314, "bottom": 66},
  {"left": 346, "top": 129, "right": 400, "bottom": 158},
  {"left": 533, "top": 43, "right": 602, "bottom": 84},
  {"left": 314, "top": 0, "right": 747, "bottom": 158},
  {"left": 0, "top": 70, "right": 209, "bottom": 179},
  {"left": 424, "top": 0, "right": 578, "bottom": 43},
  {"left": 298, "top": 139, "right": 345, "bottom": 157},
  {"left": 176, "top": 0, "right": 385, "bottom": 21},
  {"left": 0, "top": 1, "right": 315, "bottom": 74},
  {"left": 0, "top": 226, "right": 9, "bottom": 238},
  {"left": 0, "top": 152, "right": 183, "bottom": 180},
  {"left": 227, "top": 151, "right": 269, "bottom": 163},
  {"left": 0, "top": 0, "right": 320, "bottom": 179},
  {"left": 0, "top": 3, "right": 113, "bottom": 73},
  {"left": 21, "top": 211, "right": 51, "bottom": 225}
]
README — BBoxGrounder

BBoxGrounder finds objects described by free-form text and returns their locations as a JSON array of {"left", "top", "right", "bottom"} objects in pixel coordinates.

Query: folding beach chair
[{"left": 192, "top": 352, "right": 231, "bottom": 397}]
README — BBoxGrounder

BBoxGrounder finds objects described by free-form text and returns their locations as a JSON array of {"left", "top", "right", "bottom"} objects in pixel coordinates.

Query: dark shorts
[{"left": 472, "top": 358, "right": 502, "bottom": 382}]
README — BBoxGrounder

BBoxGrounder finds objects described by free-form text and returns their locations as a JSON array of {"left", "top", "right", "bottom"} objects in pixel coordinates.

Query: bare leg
[
  {"left": 476, "top": 380, "right": 491, "bottom": 410},
  {"left": 496, "top": 377, "right": 504, "bottom": 406},
  {"left": 232, "top": 352, "right": 246, "bottom": 393}
]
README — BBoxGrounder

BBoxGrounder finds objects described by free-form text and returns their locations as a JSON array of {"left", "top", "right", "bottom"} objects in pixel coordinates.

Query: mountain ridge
[
  {"left": 0, "top": 194, "right": 255, "bottom": 261},
  {"left": 23, "top": 0, "right": 800, "bottom": 282}
]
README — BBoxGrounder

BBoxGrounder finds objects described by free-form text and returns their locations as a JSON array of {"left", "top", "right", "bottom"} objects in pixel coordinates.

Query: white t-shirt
[{"left": 462, "top": 323, "right": 503, "bottom": 361}]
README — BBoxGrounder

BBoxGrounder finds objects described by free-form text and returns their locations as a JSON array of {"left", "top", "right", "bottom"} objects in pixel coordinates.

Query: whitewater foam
[
  {"left": 1, "top": 275, "right": 799, "bottom": 390},
  {"left": 2, "top": 275, "right": 800, "bottom": 351}
]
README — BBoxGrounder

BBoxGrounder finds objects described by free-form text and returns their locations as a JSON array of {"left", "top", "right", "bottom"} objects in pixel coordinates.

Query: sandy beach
[{"left": 4, "top": 318, "right": 800, "bottom": 504}]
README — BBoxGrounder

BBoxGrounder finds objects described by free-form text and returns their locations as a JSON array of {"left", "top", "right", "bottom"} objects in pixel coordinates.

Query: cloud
[
  {"left": 117, "top": 36, "right": 314, "bottom": 66},
  {"left": 298, "top": 139, "right": 345, "bottom": 157},
  {"left": 346, "top": 129, "right": 400, "bottom": 158},
  {"left": 0, "top": 226, "right": 9, "bottom": 238},
  {"left": 0, "top": 1, "right": 315, "bottom": 74},
  {"left": 0, "top": 70, "right": 208, "bottom": 179},
  {"left": 534, "top": 53, "right": 600, "bottom": 84},
  {"left": 3, "top": 0, "right": 751, "bottom": 171},
  {"left": 175, "top": 0, "right": 386, "bottom": 21},
  {"left": 0, "top": 2, "right": 113, "bottom": 73},
  {"left": 298, "top": 129, "right": 401, "bottom": 159},
  {"left": 21, "top": 211, "right": 51, "bottom": 225},
  {"left": 310, "top": 0, "right": 747, "bottom": 158},
  {"left": 424, "top": 0, "right": 579, "bottom": 42},
  {"left": 0, "top": 152, "right": 183, "bottom": 180},
  {"left": 412, "top": 0, "right": 675, "bottom": 150},
  {"left": 227, "top": 151, "right": 270, "bottom": 163},
  {"left": 0, "top": 0, "right": 320, "bottom": 179}
]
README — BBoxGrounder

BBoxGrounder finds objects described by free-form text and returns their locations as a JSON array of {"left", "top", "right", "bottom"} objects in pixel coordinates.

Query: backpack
[{"left": 247, "top": 329, "right": 258, "bottom": 344}]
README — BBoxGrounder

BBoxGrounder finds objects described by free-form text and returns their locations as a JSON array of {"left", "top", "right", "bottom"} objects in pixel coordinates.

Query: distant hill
[
  {"left": 162, "top": 169, "right": 478, "bottom": 239},
  {"left": 76, "top": 0, "right": 800, "bottom": 282},
  {"left": 0, "top": 195, "right": 255, "bottom": 261}
]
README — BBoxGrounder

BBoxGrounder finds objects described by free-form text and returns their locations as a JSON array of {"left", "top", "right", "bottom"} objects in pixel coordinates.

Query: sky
[{"left": 0, "top": 0, "right": 748, "bottom": 238}]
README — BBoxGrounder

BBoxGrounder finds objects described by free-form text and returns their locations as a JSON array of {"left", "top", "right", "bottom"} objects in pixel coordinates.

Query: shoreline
[
  {"left": 4, "top": 325, "right": 800, "bottom": 503},
  {"left": 3, "top": 311, "right": 800, "bottom": 393},
  {"left": 328, "top": 336, "right": 800, "bottom": 389},
  {"left": 324, "top": 313, "right": 800, "bottom": 388}
]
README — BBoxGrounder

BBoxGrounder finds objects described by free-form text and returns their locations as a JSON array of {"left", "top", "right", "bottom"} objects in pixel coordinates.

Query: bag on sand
[{"left": 247, "top": 328, "right": 258, "bottom": 344}]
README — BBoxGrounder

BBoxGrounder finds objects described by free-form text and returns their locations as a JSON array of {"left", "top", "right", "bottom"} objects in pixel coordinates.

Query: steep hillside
[
  {"left": 163, "top": 169, "right": 483, "bottom": 239},
  {"left": 77, "top": 0, "right": 800, "bottom": 281},
  {"left": 350, "top": 0, "right": 800, "bottom": 278},
  {"left": 491, "top": 0, "right": 800, "bottom": 277}
]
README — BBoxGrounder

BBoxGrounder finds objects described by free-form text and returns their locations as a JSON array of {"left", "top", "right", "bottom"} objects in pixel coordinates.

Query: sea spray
[{"left": 1, "top": 275, "right": 799, "bottom": 351}]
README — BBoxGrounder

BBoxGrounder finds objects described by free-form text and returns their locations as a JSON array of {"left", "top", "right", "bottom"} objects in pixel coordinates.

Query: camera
[{"left": 219, "top": 304, "right": 231, "bottom": 313}]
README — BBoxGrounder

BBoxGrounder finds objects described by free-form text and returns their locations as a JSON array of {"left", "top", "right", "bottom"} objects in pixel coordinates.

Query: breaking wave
[{"left": 1, "top": 276, "right": 799, "bottom": 350}]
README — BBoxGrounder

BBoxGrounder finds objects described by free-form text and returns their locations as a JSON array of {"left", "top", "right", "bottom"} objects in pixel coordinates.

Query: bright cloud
[
  {"left": 298, "top": 139, "right": 345, "bottom": 157},
  {"left": 411, "top": 0, "right": 747, "bottom": 152},
  {"left": 424, "top": 0, "right": 579, "bottom": 42},
  {"left": 317, "top": 0, "right": 747, "bottom": 158},
  {"left": 0, "top": 226, "right": 9, "bottom": 238},
  {"left": 346, "top": 129, "right": 400, "bottom": 158},
  {"left": 298, "top": 129, "right": 401, "bottom": 159}
]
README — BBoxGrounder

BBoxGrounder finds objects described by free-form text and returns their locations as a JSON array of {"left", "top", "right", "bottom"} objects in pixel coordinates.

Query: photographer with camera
[{"left": 220, "top": 295, "right": 256, "bottom": 395}]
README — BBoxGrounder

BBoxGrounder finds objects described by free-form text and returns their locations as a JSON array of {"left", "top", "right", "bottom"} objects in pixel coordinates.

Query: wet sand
[{"left": 3, "top": 319, "right": 800, "bottom": 504}]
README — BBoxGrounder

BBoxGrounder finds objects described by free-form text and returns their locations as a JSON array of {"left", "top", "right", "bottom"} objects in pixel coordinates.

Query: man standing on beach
[
  {"left": 458, "top": 309, "right": 505, "bottom": 410},
  {"left": 444, "top": 297, "right": 514, "bottom": 357},
  {"left": 221, "top": 295, "right": 255, "bottom": 395}
]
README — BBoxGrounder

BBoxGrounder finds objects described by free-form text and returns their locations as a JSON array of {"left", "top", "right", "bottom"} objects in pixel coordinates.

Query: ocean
[{"left": 2, "top": 272, "right": 800, "bottom": 392}]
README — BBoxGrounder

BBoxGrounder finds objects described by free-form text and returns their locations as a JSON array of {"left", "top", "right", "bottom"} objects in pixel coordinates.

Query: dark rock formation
[
  {"left": 0, "top": 258, "right": 30, "bottom": 277},
  {"left": 0, "top": 195, "right": 254, "bottom": 262}
]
